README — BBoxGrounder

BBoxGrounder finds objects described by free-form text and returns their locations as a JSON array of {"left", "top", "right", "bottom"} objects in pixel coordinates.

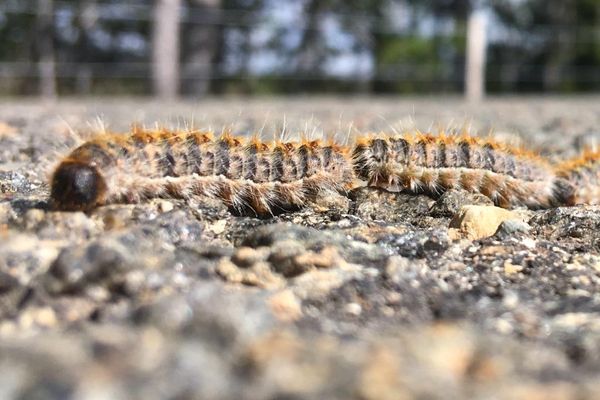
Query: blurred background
[{"left": 0, "top": 0, "right": 599, "bottom": 100}]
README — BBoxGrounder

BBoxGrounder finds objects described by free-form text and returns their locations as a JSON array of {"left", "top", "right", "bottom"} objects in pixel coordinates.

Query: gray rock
[
  {"left": 43, "top": 238, "right": 136, "bottom": 294},
  {"left": 430, "top": 189, "right": 494, "bottom": 217},
  {"left": 494, "top": 219, "right": 532, "bottom": 239}
]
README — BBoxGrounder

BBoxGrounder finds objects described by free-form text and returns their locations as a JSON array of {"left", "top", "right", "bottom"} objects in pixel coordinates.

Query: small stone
[
  {"left": 43, "top": 238, "right": 135, "bottom": 294},
  {"left": 344, "top": 302, "right": 362, "bottom": 316},
  {"left": 377, "top": 230, "right": 449, "bottom": 259},
  {"left": 495, "top": 318, "right": 514, "bottom": 334},
  {"left": 23, "top": 209, "right": 45, "bottom": 229},
  {"left": 351, "top": 187, "right": 433, "bottom": 223},
  {"left": 268, "top": 290, "right": 302, "bottom": 322},
  {"left": 449, "top": 205, "right": 522, "bottom": 240},
  {"left": 384, "top": 256, "right": 411, "bottom": 281},
  {"left": 100, "top": 207, "right": 135, "bottom": 230},
  {"left": 0, "top": 234, "right": 61, "bottom": 285},
  {"left": 503, "top": 261, "right": 522, "bottom": 275},
  {"left": 521, "top": 238, "right": 537, "bottom": 250},
  {"left": 502, "top": 291, "right": 519, "bottom": 309},
  {"left": 359, "top": 347, "right": 406, "bottom": 400},
  {"left": 292, "top": 265, "right": 364, "bottom": 300},
  {"left": 494, "top": 219, "right": 532, "bottom": 239},
  {"left": 0, "top": 270, "right": 19, "bottom": 292},
  {"left": 0, "top": 203, "right": 15, "bottom": 224},
  {"left": 267, "top": 240, "right": 307, "bottom": 277},
  {"left": 33, "top": 307, "right": 58, "bottom": 328},
  {"left": 208, "top": 219, "right": 227, "bottom": 235},
  {"left": 241, "top": 224, "right": 315, "bottom": 248},
  {"left": 293, "top": 246, "right": 344, "bottom": 270},
  {"left": 571, "top": 275, "right": 591, "bottom": 286},
  {"left": 231, "top": 246, "right": 268, "bottom": 268},
  {"left": 312, "top": 190, "right": 351, "bottom": 213},
  {"left": 157, "top": 200, "right": 174, "bottom": 213},
  {"left": 430, "top": 189, "right": 493, "bottom": 217},
  {"left": 216, "top": 258, "right": 285, "bottom": 289},
  {"left": 447, "top": 228, "right": 462, "bottom": 241},
  {"left": 0, "top": 121, "right": 17, "bottom": 138},
  {"left": 553, "top": 312, "right": 593, "bottom": 328},
  {"left": 18, "top": 306, "right": 57, "bottom": 329},
  {"left": 0, "top": 171, "right": 29, "bottom": 194}
]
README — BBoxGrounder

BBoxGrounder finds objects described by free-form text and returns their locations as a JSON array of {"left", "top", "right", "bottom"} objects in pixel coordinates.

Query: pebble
[
  {"left": 449, "top": 205, "right": 523, "bottom": 240},
  {"left": 157, "top": 200, "right": 174, "bottom": 213},
  {"left": 268, "top": 290, "right": 302, "bottom": 322},
  {"left": 344, "top": 302, "right": 362, "bottom": 316},
  {"left": 43, "top": 238, "right": 136, "bottom": 294},
  {"left": 494, "top": 219, "right": 532, "bottom": 239},
  {"left": 208, "top": 219, "right": 228, "bottom": 235},
  {"left": 503, "top": 261, "right": 523, "bottom": 276},
  {"left": 430, "top": 189, "right": 493, "bottom": 217}
]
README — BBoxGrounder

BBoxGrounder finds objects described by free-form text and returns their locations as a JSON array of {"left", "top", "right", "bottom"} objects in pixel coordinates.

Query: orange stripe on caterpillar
[
  {"left": 352, "top": 134, "right": 574, "bottom": 209},
  {"left": 50, "top": 129, "right": 355, "bottom": 214}
]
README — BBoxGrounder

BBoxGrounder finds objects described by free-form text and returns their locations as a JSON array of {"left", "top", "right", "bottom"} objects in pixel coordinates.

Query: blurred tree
[
  {"left": 181, "top": 0, "right": 222, "bottom": 97},
  {"left": 75, "top": 0, "right": 98, "bottom": 94},
  {"left": 37, "top": 0, "right": 57, "bottom": 98},
  {"left": 401, "top": 0, "right": 477, "bottom": 92},
  {"left": 491, "top": 0, "right": 600, "bottom": 91},
  {"left": 265, "top": 0, "right": 387, "bottom": 92},
  {"left": 152, "top": 0, "right": 181, "bottom": 99},
  {"left": 0, "top": 1, "right": 37, "bottom": 94}
]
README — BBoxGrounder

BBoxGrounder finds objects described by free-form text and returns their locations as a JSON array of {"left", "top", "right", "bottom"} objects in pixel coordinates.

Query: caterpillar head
[{"left": 50, "top": 160, "right": 107, "bottom": 212}]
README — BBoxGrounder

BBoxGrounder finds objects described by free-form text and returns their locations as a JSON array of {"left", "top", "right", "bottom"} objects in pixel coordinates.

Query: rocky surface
[{"left": 1, "top": 97, "right": 600, "bottom": 399}]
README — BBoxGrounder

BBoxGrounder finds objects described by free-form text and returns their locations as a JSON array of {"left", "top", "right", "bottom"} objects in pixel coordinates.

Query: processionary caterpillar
[
  {"left": 49, "top": 127, "right": 598, "bottom": 214},
  {"left": 50, "top": 128, "right": 354, "bottom": 214}
]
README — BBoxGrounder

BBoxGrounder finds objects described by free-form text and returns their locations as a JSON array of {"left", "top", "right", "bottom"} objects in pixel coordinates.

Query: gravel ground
[{"left": 1, "top": 97, "right": 600, "bottom": 399}]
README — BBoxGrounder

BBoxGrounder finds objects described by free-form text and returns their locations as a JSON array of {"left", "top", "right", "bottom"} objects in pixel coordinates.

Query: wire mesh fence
[{"left": 1, "top": 0, "right": 599, "bottom": 97}]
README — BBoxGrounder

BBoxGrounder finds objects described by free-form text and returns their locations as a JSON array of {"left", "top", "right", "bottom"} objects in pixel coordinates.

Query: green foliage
[
  {"left": 373, "top": 35, "right": 439, "bottom": 92},
  {"left": 378, "top": 36, "right": 438, "bottom": 65}
]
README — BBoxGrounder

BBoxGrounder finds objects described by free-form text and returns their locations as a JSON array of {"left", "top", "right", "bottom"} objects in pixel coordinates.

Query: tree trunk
[
  {"left": 152, "top": 0, "right": 181, "bottom": 99},
  {"left": 181, "top": 0, "right": 222, "bottom": 97},
  {"left": 37, "top": 0, "right": 57, "bottom": 99},
  {"left": 76, "top": 0, "right": 98, "bottom": 95},
  {"left": 543, "top": 1, "right": 575, "bottom": 91},
  {"left": 465, "top": 9, "right": 487, "bottom": 102}
]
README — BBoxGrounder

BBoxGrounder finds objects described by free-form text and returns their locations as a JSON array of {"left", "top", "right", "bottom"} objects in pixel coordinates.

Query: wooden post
[
  {"left": 37, "top": 0, "right": 57, "bottom": 99},
  {"left": 465, "top": 10, "right": 487, "bottom": 102},
  {"left": 152, "top": 0, "right": 181, "bottom": 99}
]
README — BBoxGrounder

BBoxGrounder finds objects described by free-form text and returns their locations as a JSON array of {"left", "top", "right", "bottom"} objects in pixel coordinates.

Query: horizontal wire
[
  {"left": 3, "top": 1, "right": 599, "bottom": 31},
  {"left": 2, "top": 4, "right": 600, "bottom": 39}
]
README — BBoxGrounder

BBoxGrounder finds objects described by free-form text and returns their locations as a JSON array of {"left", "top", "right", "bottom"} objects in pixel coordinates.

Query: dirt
[{"left": 1, "top": 97, "right": 600, "bottom": 399}]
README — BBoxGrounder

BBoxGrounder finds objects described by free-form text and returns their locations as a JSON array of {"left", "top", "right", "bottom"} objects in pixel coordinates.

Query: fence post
[
  {"left": 465, "top": 9, "right": 487, "bottom": 102},
  {"left": 152, "top": 0, "right": 181, "bottom": 99},
  {"left": 37, "top": 0, "right": 57, "bottom": 99}
]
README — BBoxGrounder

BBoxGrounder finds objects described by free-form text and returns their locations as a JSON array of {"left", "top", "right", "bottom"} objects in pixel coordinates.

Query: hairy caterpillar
[
  {"left": 50, "top": 128, "right": 355, "bottom": 214},
  {"left": 50, "top": 127, "right": 597, "bottom": 214},
  {"left": 352, "top": 134, "right": 575, "bottom": 209}
]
